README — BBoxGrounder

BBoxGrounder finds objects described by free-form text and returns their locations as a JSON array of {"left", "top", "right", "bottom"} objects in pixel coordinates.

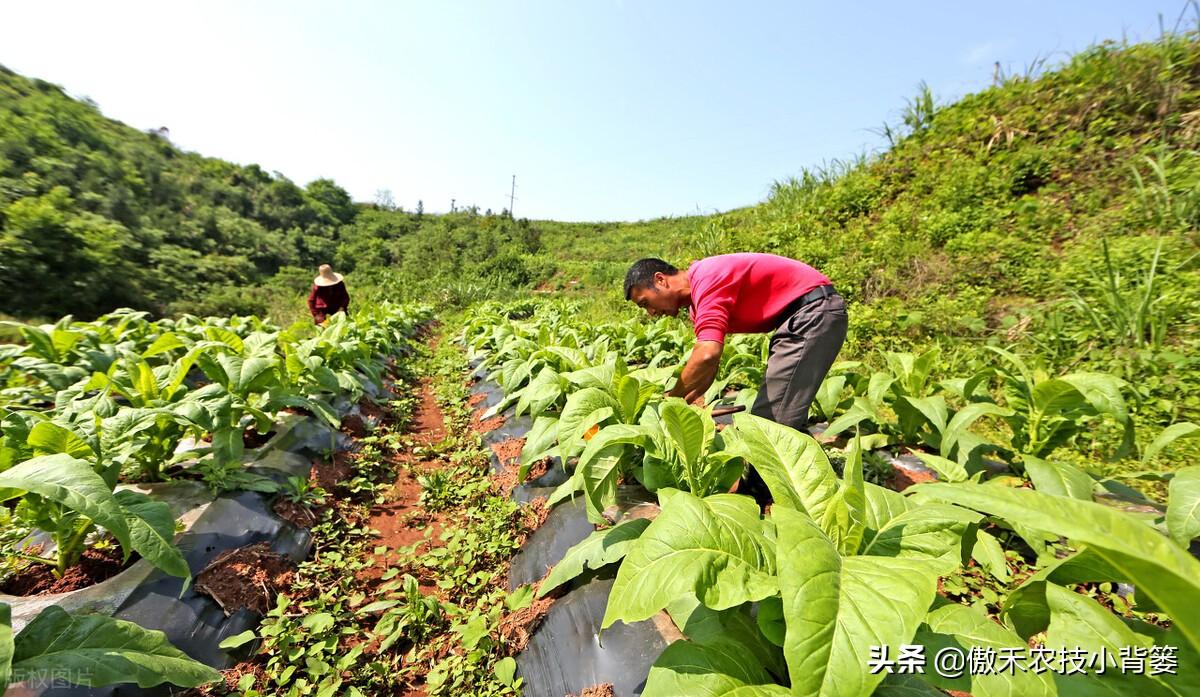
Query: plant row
[
  {"left": 0, "top": 302, "right": 430, "bottom": 693},
  {"left": 463, "top": 300, "right": 1199, "bottom": 696}
]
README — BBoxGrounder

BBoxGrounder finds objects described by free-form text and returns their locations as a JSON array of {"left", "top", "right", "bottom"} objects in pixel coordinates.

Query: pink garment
[{"left": 687, "top": 253, "right": 831, "bottom": 343}]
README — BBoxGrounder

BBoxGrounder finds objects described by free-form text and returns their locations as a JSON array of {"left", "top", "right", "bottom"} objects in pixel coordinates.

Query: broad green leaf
[
  {"left": 774, "top": 506, "right": 944, "bottom": 697},
  {"left": 723, "top": 414, "right": 844, "bottom": 540},
  {"left": 1142, "top": 422, "right": 1200, "bottom": 465},
  {"left": 873, "top": 674, "right": 946, "bottom": 696},
  {"left": 0, "top": 454, "right": 131, "bottom": 554},
  {"left": 114, "top": 490, "right": 190, "bottom": 583},
  {"left": 971, "top": 530, "right": 1010, "bottom": 583},
  {"left": 1024, "top": 456, "right": 1094, "bottom": 500},
  {"left": 901, "top": 395, "right": 948, "bottom": 434},
  {"left": 27, "top": 421, "right": 96, "bottom": 460},
  {"left": 538, "top": 518, "right": 650, "bottom": 596},
  {"left": 915, "top": 601, "right": 1056, "bottom": 697},
  {"left": 666, "top": 595, "right": 787, "bottom": 679},
  {"left": 862, "top": 504, "right": 980, "bottom": 566},
  {"left": 545, "top": 468, "right": 584, "bottom": 507},
  {"left": 142, "top": 332, "right": 186, "bottom": 358},
  {"left": 578, "top": 425, "right": 646, "bottom": 520},
  {"left": 920, "top": 482, "right": 1200, "bottom": 653},
  {"left": 0, "top": 603, "right": 12, "bottom": 693},
  {"left": 518, "top": 415, "right": 559, "bottom": 476},
  {"left": 557, "top": 387, "right": 620, "bottom": 457},
  {"left": 1166, "top": 466, "right": 1200, "bottom": 547},
  {"left": 841, "top": 433, "right": 867, "bottom": 556},
  {"left": 941, "top": 402, "right": 1012, "bottom": 462},
  {"left": 218, "top": 630, "right": 257, "bottom": 650},
  {"left": 1040, "top": 585, "right": 1185, "bottom": 697},
  {"left": 912, "top": 451, "right": 968, "bottom": 483},
  {"left": 641, "top": 638, "right": 790, "bottom": 697},
  {"left": 1003, "top": 546, "right": 1131, "bottom": 637},
  {"left": 660, "top": 399, "right": 708, "bottom": 471},
  {"left": 602, "top": 490, "right": 775, "bottom": 628},
  {"left": 12, "top": 606, "right": 219, "bottom": 688},
  {"left": 861, "top": 482, "right": 912, "bottom": 545}
]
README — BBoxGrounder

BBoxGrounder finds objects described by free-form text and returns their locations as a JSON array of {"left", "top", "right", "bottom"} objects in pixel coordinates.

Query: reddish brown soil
[
  {"left": 341, "top": 413, "right": 371, "bottom": 437},
  {"left": 515, "top": 497, "right": 551, "bottom": 546},
  {"left": 499, "top": 594, "right": 556, "bottom": 654},
  {"left": 311, "top": 450, "right": 356, "bottom": 493},
  {"left": 577, "top": 685, "right": 616, "bottom": 697},
  {"left": 411, "top": 379, "right": 447, "bottom": 444},
  {"left": 0, "top": 546, "right": 131, "bottom": 596},
  {"left": 195, "top": 542, "right": 295, "bottom": 616},
  {"left": 359, "top": 379, "right": 450, "bottom": 583},
  {"left": 473, "top": 412, "right": 506, "bottom": 434},
  {"left": 467, "top": 392, "right": 487, "bottom": 408},
  {"left": 887, "top": 464, "right": 937, "bottom": 491},
  {"left": 273, "top": 498, "right": 318, "bottom": 528},
  {"left": 491, "top": 437, "right": 525, "bottom": 469}
]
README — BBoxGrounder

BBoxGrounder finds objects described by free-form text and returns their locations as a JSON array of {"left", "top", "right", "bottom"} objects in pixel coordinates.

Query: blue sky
[{"left": 0, "top": 1, "right": 1188, "bottom": 221}]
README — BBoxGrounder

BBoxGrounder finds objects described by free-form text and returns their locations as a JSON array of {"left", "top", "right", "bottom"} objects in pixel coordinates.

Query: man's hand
[{"left": 668, "top": 340, "right": 723, "bottom": 405}]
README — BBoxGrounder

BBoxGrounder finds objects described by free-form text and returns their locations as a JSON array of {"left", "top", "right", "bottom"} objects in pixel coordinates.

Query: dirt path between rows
[{"left": 360, "top": 378, "right": 450, "bottom": 584}]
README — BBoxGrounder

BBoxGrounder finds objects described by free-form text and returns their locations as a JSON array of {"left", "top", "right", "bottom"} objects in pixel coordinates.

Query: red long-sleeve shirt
[{"left": 307, "top": 281, "right": 350, "bottom": 322}]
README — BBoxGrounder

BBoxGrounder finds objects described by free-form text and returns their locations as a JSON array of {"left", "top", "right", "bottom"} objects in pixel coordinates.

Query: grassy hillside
[{"left": 2, "top": 33, "right": 1197, "bottom": 448}]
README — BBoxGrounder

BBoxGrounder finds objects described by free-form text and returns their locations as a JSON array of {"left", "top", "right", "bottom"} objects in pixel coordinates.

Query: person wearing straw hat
[{"left": 307, "top": 264, "right": 350, "bottom": 324}]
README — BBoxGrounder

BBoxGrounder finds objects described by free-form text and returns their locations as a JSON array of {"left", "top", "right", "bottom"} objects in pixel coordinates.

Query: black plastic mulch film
[
  {"left": 468, "top": 374, "right": 670, "bottom": 697},
  {"left": 5, "top": 413, "right": 351, "bottom": 697}
]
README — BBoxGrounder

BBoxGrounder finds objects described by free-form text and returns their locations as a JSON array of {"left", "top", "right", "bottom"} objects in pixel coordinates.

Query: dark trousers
[{"left": 742, "top": 292, "right": 848, "bottom": 503}]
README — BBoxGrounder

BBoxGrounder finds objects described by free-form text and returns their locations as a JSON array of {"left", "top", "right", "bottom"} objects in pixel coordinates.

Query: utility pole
[{"left": 507, "top": 175, "right": 517, "bottom": 218}]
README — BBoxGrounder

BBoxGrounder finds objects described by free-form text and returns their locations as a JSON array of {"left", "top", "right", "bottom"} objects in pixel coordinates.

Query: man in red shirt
[{"left": 624, "top": 252, "right": 847, "bottom": 434}]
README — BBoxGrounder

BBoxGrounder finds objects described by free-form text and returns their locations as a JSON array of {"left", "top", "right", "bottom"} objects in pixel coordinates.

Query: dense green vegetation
[{"left": 2, "top": 26, "right": 1200, "bottom": 696}]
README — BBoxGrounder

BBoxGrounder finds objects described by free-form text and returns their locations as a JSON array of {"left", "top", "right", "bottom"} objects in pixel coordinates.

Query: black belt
[{"left": 779, "top": 284, "right": 836, "bottom": 320}]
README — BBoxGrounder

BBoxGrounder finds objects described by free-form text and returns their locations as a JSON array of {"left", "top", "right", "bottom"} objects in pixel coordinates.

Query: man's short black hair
[{"left": 624, "top": 258, "right": 679, "bottom": 300}]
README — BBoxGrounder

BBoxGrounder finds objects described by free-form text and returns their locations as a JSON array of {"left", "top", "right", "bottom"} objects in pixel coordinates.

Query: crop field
[{"left": 0, "top": 21, "right": 1199, "bottom": 697}]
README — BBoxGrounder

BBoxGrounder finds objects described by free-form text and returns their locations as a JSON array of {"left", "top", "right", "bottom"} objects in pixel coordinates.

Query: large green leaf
[
  {"left": 1024, "top": 457, "right": 1094, "bottom": 500},
  {"left": 1166, "top": 466, "right": 1200, "bottom": 548},
  {"left": 723, "top": 414, "right": 846, "bottom": 542},
  {"left": 666, "top": 595, "right": 787, "bottom": 680},
  {"left": 27, "top": 421, "right": 96, "bottom": 460},
  {"left": 641, "top": 638, "right": 790, "bottom": 697},
  {"left": 602, "top": 490, "right": 775, "bottom": 628},
  {"left": 861, "top": 504, "right": 980, "bottom": 565},
  {"left": 1142, "top": 422, "right": 1200, "bottom": 465},
  {"left": 861, "top": 482, "right": 912, "bottom": 548},
  {"left": 518, "top": 415, "right": 559, "bottom": 476},
  {"left": 915, "top": 601, "right": 1056, "bottom": 697},
  {"left": 11, "top": 605, "right": 219, "bottom": 688},
  {"left": 538, "top": 518, "right": 650, "bottom": 596},
  {"left": 0, "top": 603, "right": 13, "bottom": 693},
  {"left": 114, "top": 490, "right": 190, "bottom": 583},
  {"left": 920, "top": 482, "right": 1200, "bottom": 653},
  {"left": 578, "top": 424, "right": 647, "bottom": 521},
  {"left": 774, "top": 506, "right": 944, "bottom": 697},
  {"left": 557, "top": 387, "right": 620, "bottom": 458},
  {"left": 1042, "top": 584, "right": 1185, "bottom": 697},
  {"left": 0, "top": 454, "right": 131, "bottom": 554}
]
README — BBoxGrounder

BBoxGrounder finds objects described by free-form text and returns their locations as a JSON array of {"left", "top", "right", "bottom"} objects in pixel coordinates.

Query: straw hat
[{"left": 313, "top": 264, "right": 344, "bottom": 287}]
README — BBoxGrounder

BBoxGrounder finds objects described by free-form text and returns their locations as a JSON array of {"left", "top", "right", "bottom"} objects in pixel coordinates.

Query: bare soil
[
  {"left": 473, "top": 412, "right": 506, "bottom": 434},
  {"left": 195, "top": 542, "right": 295, "bottom": 616},
  {"left": 887, "top": 464, "right": 937, "bottom": 491},
  {"left": 0, "top": 546, "right": 131, "bottom": 596},
  {"left": 578, "top": 685, "right": 616, "bottom": 697},
  {"left": 272, "top": 497, "right": 318, "bottom": 528},
  {"left": 498, "top": 594, "right": 556, "bottom": 654},
  {"left": 360, "top": 379, "right": 450, "bottom": 583},
  {"left": 311, "top": 450, "right": 356, "bottom": 493}
]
